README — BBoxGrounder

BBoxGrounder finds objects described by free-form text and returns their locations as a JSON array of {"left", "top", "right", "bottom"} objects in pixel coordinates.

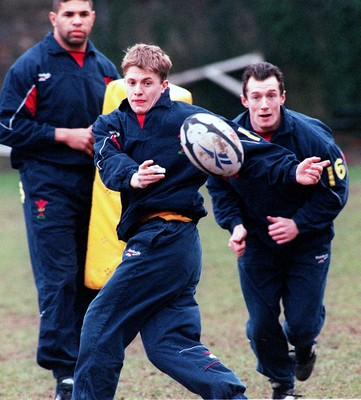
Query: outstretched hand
[
  {"left": 130, "top": 160, "right": 166, "bottom": 189},
  {"left": 296, "top": 157, "right": 330, "bottom": 185}
]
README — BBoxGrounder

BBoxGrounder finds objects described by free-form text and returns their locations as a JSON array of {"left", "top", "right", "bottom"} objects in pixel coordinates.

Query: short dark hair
[
  {"left": 52, "top": 0, "right": 93, "bottom": 13},
  {"left": 242, "top": 62, "right": 285, "bottom": 98}
]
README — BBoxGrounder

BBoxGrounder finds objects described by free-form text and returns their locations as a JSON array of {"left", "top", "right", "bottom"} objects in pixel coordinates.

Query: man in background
[
  {"left": 0, "top": 1, "right": 119, "bottom": 399},
  {"left": 207, "top": 61, "right": 348, "bottom": 399}
]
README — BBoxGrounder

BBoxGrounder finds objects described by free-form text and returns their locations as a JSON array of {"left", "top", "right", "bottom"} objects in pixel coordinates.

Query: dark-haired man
[
  {"left": 207, "top": 61, "right": 348, "bottom": 399},
  {"left": 0, "top": 1, "right": 119, "bottom": 398}
]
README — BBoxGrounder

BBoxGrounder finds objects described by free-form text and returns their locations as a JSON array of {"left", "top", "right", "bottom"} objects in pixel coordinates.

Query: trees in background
[
  {"left": 253, "top": 0, "right": 361, "bottom": 130},
  {"left": 1, "top": 0, "right": 361, "bottom": 127}
]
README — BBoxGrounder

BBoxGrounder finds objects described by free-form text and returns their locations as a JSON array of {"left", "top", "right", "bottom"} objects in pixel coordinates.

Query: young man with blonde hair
[{"left": 72, "top": 44, "right": 329, "bottom": 400}]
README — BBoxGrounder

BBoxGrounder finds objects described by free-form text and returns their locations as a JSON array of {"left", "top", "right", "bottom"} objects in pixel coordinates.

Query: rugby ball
[{"left": 180, "top": 113, "right": 244, "bottom": 176}]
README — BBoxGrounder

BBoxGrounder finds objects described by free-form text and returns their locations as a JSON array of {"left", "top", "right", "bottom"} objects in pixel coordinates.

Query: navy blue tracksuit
[
  {"left": 73, "top": 89, "right": 316, "bottom": 399},
  {"left": 0, "top": 33, "right": 119, "bottom": 379},
  {"left": 207, "top": 106, "right": 348, "bottom": 387}
]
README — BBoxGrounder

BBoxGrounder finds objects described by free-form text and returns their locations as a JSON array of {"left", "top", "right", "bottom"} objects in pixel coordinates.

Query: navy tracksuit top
[
  {"left": 0, "top": 32, "right": 119, "bottom": 168},
  {"left": 93, "top": 89, "right": 313, "bottom": 242},
  {"left": 207, "top": 106, "right": 349, "bottom": 248}
]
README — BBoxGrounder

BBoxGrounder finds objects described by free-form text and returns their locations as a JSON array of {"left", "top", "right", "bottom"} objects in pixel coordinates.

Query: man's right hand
[
  {"left": 55, "top": 126, "right": 95, "bottom": 157},
  {"left": 130, "top": 160, "right": 166, "bottom": 189}
]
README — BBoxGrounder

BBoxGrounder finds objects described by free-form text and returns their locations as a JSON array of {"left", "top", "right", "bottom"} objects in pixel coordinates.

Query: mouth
[{"left": 70, "top": 30, "right": 84, "bottom": 36}]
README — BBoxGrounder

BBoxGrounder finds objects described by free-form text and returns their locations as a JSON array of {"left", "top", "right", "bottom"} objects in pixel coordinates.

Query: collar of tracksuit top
[
  {"left": 235, "top": 105, "right": 295, "bottom": 141},
  {"left": 45, "top": 31, "right": 97, "bottom": 57}
]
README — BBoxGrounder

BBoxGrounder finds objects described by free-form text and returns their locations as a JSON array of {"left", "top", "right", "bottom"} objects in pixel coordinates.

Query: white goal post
[{"left": 169, "top": 52, "right": 263, "bottom": 97}]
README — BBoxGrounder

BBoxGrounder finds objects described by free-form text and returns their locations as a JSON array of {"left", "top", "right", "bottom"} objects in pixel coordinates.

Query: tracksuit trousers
[
  {"left": 73, "top": 218, "right": 247, "bottom": 399},
  {"left": 238, "top": 234, "right": 331, "bottom": 387},
  {"left": 19, "top": 160, "right": 97, "bottom": 380}
]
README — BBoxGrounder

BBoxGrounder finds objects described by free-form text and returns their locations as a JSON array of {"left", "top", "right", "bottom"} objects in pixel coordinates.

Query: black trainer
[
  {"left": 271, "top": 382, "right": 297, "bottom": 399},
  {"left": 293, "top": 344, "right": 317, "bottom": 381},
  {"left": 55, "top": 377, "right": 74, "bottom": 400}
]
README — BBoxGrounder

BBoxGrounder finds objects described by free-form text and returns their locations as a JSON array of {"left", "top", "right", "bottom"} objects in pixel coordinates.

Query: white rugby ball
[{"left": 180, "top": 113, "right": 244, "bottom": 176}]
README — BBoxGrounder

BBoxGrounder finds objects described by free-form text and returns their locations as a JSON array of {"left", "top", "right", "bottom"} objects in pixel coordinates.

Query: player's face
[
  {"left": 241, "top": 76, "right": 286, "bottom": 133},
  {"left": 49, "top": 0, "right": 95, "bottom": 51},
  {"left": 125, "top": 66, "right": 168, "bottom": 115}
]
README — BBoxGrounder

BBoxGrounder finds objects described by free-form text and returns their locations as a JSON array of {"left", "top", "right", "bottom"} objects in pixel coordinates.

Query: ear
[
  {"left": 49, "top": 11, "right": 56, "bottom": 27},
  {"left": 241, "top": 95, "right": 249, "bottom": 109},
  {"left": 91, "top": 10, "right": 96, "bottom": 26},
  {"left": 280, "top": 90, "right": 286, "bottom": 105},
  {"left": 161, "top": 80, "right": 169, "bottom": 93}
]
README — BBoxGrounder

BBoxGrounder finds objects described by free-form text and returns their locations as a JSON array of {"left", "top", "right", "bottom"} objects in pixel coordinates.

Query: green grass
[{"left": 0, "top": 163, "right": 360, "bottom": 399}]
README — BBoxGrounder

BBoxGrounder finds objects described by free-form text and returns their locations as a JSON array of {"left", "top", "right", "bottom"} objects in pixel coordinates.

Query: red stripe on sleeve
[
  {"left": 104, "top": 77, "right": 114, "bottom": 86},
  {"left": 25, "top": 86, "right": 37, "bottom": 117}
]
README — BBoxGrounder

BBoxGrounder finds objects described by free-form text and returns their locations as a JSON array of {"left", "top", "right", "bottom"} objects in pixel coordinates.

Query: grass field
[{"left": 0, "top": 163, "right": 360, "bottom": 399}]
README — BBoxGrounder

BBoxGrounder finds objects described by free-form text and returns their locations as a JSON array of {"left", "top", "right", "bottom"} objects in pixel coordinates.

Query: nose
[
  {"left": 72, "top": 14, "right": 83, "bottom": 25},
  {"left": 260, "top": 97, "right": 268, "bottom": 109},
  {"left": 133, "top": 83, "right": 143, "bottom": 96}
]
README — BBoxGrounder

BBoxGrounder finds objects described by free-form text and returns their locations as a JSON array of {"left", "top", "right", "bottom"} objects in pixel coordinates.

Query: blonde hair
[{"left": 121, "top": 43, "right": 172, "bottom": 82}]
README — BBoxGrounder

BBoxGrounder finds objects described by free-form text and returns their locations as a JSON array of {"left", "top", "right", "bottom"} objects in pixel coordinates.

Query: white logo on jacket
[
  {"left": 315, "top": 253, "right": 329, "bottom": 263},
  {"left": 38, "top": 73, "right": 51, "bottom": 82},
  {"left": 125, "top": 248, "right": 141, "bottom": 257}
]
